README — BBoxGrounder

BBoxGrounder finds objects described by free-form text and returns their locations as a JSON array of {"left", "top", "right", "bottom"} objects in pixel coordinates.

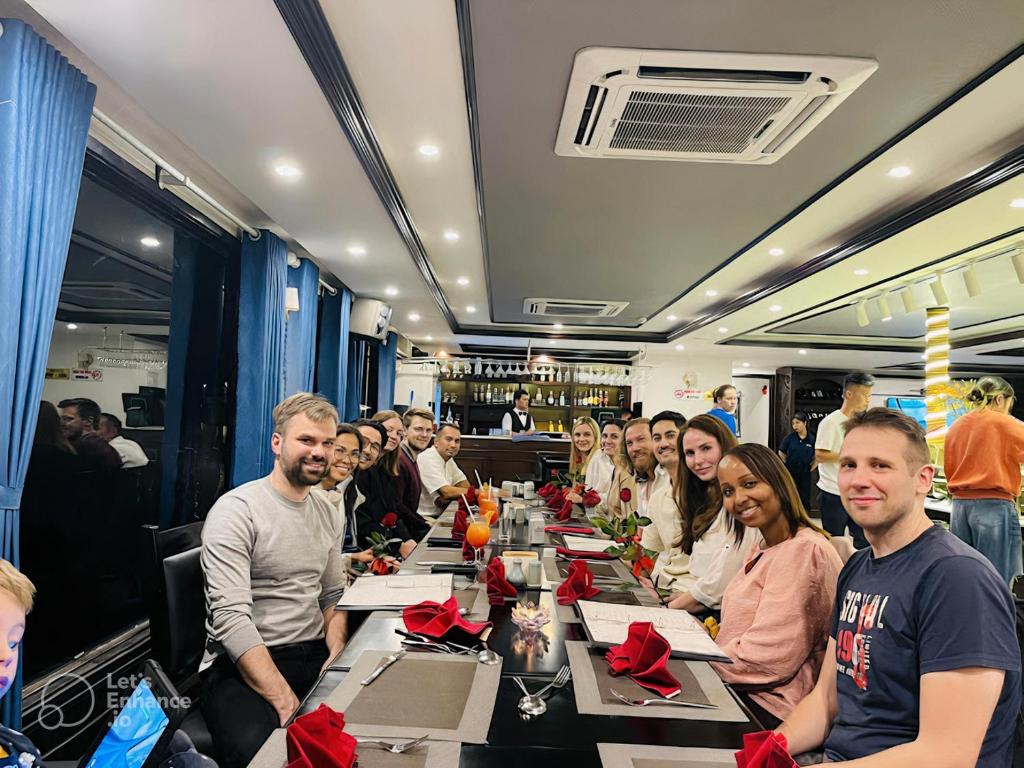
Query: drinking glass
[{"left": 466, "top": 520, "right": 491, "bottom": 568}]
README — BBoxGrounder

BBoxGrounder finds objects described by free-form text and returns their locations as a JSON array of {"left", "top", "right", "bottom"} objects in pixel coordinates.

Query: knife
[{"left": 360, "top": 649, "right": 407, "bottom": 686}]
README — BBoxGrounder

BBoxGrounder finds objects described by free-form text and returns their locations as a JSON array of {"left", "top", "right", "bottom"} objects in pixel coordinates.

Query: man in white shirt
[
  {"left": 416, "top": 423, "right": 470, "bottom": 519},
  {"left": 814, "top": 371, "right": 873, "bottom": 549},
  {"left": 97, "top": 412, "right": 149, "bottom": 468},
  {"left": 500, "top": 390, "right": 536, "bottom": 434}
]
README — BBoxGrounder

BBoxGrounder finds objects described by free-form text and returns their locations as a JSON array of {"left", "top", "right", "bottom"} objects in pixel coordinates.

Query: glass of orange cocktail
[
  {"left": 465, "top": 520, "right": 491, "bottom": 568},
  {"left": 479, "top": 497, "right": 499, "bottom": 525}
]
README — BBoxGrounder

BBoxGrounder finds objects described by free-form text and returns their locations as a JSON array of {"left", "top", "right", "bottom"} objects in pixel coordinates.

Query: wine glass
[
  {"left": 485, "top": 362, "right": 494, "bottom": 378},
  {"left": 496, "top": 362, "right": 507, "bottom": 377},
  {"left": 466, "top": 519, "right": 491, "bottom": 570}
]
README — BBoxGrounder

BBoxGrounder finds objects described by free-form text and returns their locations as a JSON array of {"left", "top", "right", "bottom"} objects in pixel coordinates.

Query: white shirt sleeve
[
  {"left": 500, "top": 412, "right": 512, "bottom": 432},
  {"left": 448, "top": 459, "right": 468, "bottom": 486},
  {"left": 815, "top": 413, "right": 841, "bottom": 454},
  {"left": 417, "top": 448, "right": 448, "bottom": 495},
  {"left": 689, "top": 510, "right": 762, "bottom": 610},
  {"left": 584, "top": 453, "right": 613, "bottom": 502}
]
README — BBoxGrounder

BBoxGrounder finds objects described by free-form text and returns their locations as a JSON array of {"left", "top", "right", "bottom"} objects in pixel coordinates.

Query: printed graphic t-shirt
[{"left": 825, "top": 525, "right": 1021, "bottom": 766}]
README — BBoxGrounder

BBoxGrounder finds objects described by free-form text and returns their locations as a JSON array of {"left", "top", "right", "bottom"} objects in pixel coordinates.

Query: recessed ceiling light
[
  {"left": 408, "top": 312, "right": 421, "bottom": 322},
  {"left": 920, "top": 353, "right": 927, "bottom": 360},
  {"left": 742, "top": 362, "right": 751, "bottom": 368},
  {"left": 768, "top": 247, "right": 785, "bottom": 257},
  {"left": 1011, "top": 198, "right": 1024, "bottom": 208},
  {"left": 425, "top": 335, "right": 433, "bottom": 342},
  {"left": 854, "top": 268, "right": 869, "bottom": 276},
  {"left": 718, "top": 327, "right": 729, "bottom": 334},
  {"left": 667, "top": 314, "right": 678, "bottom": 322},
  {"left": 456, "top": 276, "right": 470, "bottom": 286},
  {"left": 418, "top": 144, "right": 440, "bottom": 157},
  {"left": 466, "top": 305, "right": 477, "bottom": 313},
  {"left": 384, "top": 286, "right": 398, "bottom": 297},
  {"left": 347, "top": 245, "right": 367, "bottom": 257},
  {"left": 674, "top": 344, "right": 685, "bottom": 351},
  {"left": 553, "top": 323, "right": 563, "bottom": 329},
  {"left": 705, "top": 289, "right": 719, "bottom": 297},
  {"left": 443, "top": 229, "right": 460, "bottom": 241},
  {"left": 548, "top": 339, "right": 557, "bottom": 346},
  {"left": 887, "top": 166, "right": 912, "bottom": 178},
  {"left": 769, "top": 304, "right": 783, "bottom": 312},
  {"left": 273, "top": 162, "right": 302, "bottom": 179},
  {"left": 66, "top": 323, "right": 78, "bottom": 330},
  {"left": 881, "top": 316, "right": 892, "bottom": 322},
  {"left": 798, "top": 349, "right": 808, "bottom": 355},
  {"left": 139, "top": 236, "right": 161, "bottom": 248}
]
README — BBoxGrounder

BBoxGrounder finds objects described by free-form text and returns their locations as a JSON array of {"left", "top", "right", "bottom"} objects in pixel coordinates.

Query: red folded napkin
[
  {"left": 485, "top": 557, "right": 519, "bottom": 605},
  {"left": 403, "top": 596, "right": 490, "bottom": 639},
  {"left": 554, "top": 499, "right": 575, "bottom": 521},
  {"left": 463, "top": 485, "right": 478, "bottom": 506},
  {"left": 286, "top": 704, "right": 357, "bottom": 768},
  {"left": 451, "top": 507, "right": 469, "bottom": 540},
  {"left": 605, "top": 621, "right": 681, "bottom": 698},
  {"left": 556, "top": 560, "right": 601, "bottom": 605},
  {"left": 461, "top": 537, "right": 476, "bottom": 562},
  {"left": 555, "top": 546, "right": 616, "bottom": 560},
  {"left": 734, "top": 731, "right": 798, "bottom": 768},
  {"left": 544, "top": 525, "right": 595, "bottom": 534}
]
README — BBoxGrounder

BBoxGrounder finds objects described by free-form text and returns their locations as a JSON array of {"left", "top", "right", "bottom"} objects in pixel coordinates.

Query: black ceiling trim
[
  {"left": 721, "top": 338, "right": 915, "bottom": 353},
  {"left": 748, "top": 226, "right": 1024, "bottom": 337},
  {"left": 675, "top": 144, "right": 1024, "bottom": 339},
  {"left": 979, "top": 348, "right": 1024, "bottom": 358},
  {"left": 953, "top": 328, "right": 1024, "bottom": 350},
  {"left": 662, "top": 43, "right": 1024, "bottom": 339},
  {"left": 274, "top": 0, "right": 458, "bottom": 329},
  {"left": 454, "top": 0, "right": 496, "bottom": 324},
  {"left": 455, "top": 324, "right": 662, "bottom": 344},
  {"left": 771, "top": 309, "right": 1024, "bottom": 341}
]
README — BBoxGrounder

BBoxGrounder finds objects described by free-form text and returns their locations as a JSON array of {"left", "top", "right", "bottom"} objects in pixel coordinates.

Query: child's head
[{"left": 0, "top": 560, "right": 34, "bottom": 699}]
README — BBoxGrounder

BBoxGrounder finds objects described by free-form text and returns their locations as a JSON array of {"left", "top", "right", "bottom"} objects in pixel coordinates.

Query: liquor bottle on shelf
[
  {"left": 556, "top": 367, "right": 562, "bottom": 384},
  {"left": 617, "top": 391, "right": 625, "bottom": 406},
  {"left": 508, "top": 385, "right": 514, "bottom": 403},
  {"left": 546, "top": 391, "right": 554, "bottom": 406},
  {"left": 445, "top": 406, "right": 454, "bottom": 422},
  {"left": 558, "top": 391, "right": 565, "bottom": 406},
  {"left": 471, "top": 385, "right": 477, "bottom": 403},
  {"left": 547, "top": 420, "right": 554, "bottom": 432},
  {"left": 589, "top": 388, "right": 596, "bottom": 406},
  {"left": 557, "top": 419, "right": 563, "bottom": 433},
  {"left": 485, "top": 384, "right": 492, "bottom": 403}
]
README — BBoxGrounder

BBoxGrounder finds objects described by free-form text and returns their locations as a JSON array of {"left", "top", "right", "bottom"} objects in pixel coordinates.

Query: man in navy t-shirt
[{"left": 778, "top": 408, "right": 1020, "bottom": 766}]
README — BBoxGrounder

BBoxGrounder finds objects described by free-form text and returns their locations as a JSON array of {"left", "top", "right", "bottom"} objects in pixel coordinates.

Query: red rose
[
  {"left": 381, "top": 512, "right": 399, "bottom": 528},
  {"left": 631, "top": 555, "right": 655, "bottom": 579},
  {"left": 370, "top": 558, "right": 392, "bottom": 575},
  {"left": 619, "top": 488, "right": 632, "bottom": 503}
]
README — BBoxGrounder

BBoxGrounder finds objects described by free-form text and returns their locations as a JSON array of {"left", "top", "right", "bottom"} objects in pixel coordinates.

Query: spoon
[{"left": 476, "top": 638, "right": 500, "bottom": 666}]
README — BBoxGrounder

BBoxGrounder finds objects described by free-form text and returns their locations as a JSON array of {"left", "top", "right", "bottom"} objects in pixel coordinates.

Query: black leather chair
[
  {"left": 537, "top": 453, "right": 570, "bottom": 484},
  {"left": 140, "top": 523, "right": 212, "bottom": 755}
]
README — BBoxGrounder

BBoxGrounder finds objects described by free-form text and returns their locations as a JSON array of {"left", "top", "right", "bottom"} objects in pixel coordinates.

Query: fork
[
  {"left": 355, "top": 735, "right": 429, "bottom": 753},
  {"left": 530, "top": 665, "right": 571, "bottom": 698},
  {"left": 609, "top": 689, "right": 718, "bottom": 709}
]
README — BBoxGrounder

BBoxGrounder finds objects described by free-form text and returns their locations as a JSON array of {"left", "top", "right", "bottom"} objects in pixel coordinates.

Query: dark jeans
[
  {"left": 819, "top": 490, "right": 868, "bottom": 549},
  {"left": 202, "top": 640, "right": 327, "bottom": 768}
]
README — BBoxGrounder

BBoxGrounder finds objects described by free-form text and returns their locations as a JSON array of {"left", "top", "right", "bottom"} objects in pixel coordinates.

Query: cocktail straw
[
  {"left": 474, "top": 470, "right": 484, "bottom": 488},
  {"left": 461, "top": 494, "right": 477, "bottom": 522}
]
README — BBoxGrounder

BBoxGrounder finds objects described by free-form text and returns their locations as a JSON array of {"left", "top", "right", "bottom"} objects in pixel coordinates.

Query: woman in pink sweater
[{"left": 710, "top": 444, "right": 843, "bottom": 728}]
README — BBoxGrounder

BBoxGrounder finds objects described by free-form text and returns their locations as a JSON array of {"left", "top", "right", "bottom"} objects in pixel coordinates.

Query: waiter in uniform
[{"left": 501, "top": 390, "right": 536, "bottom": 434}]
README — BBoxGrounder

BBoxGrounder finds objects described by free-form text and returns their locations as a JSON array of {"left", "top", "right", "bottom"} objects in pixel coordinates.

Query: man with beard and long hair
[
  {"left": 605, "top": 417, "right": 655, "bottom": 519},
  {"left": 201, "top": 393, "right": 349, "bottom": 768}
]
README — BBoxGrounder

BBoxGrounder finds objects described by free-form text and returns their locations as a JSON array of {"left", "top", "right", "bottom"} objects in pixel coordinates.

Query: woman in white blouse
[
  {"left": 581, "top": 418, "right": 626, "bottom": 510},
  {"left": 646, "top": 414, "right": 760, "bottom": 615}
]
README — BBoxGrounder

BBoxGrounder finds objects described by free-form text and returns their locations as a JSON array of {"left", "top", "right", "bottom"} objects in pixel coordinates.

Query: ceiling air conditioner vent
[
  {"left": 555, "top": 48, "right": 877, "bottom": 165},
  {"left": 523, "top": 298, "right": 629, "bottom": 318}
]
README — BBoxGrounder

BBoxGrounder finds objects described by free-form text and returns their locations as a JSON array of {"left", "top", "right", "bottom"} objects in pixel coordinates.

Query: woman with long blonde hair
[{"left": 568, "top": 417, "right": 601, "bottom": 477}]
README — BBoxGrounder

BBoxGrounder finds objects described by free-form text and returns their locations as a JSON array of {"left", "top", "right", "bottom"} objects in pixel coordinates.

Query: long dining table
[{"left": 255, "top": 500, "right": 764, "bottom": 768}]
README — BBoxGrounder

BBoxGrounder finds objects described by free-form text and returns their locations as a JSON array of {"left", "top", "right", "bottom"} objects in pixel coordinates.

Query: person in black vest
[{"left": 501, "top": 390, "right": 536, "bottom": 434}]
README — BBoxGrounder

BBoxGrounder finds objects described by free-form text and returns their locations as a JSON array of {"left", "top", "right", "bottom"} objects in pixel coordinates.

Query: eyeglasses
[
  {"left": 334, "top": 449, "right": 362, "bottom": 464},
  {"left": 364, "top": 442, "right": 381, "bottom": 456}
]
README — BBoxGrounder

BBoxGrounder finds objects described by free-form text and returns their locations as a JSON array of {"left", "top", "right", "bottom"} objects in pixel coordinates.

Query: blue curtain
[
  {"left": 0, "top": 19, "right": 95, "bottom": 728},
  {"left": 231, "top": 230, "right": 287, "bottom": 487},
  {"left": 315, "top": 287, "right": 351, "bottom": 415},
  {"left": 345, "top": 337, "right": 368, "bottom": 421},
  {"left": 376, "top": 332, "right": 398, "bottom": 412},
  {"left": 283, "top": 259, "right": 319, "bottom": 397}
]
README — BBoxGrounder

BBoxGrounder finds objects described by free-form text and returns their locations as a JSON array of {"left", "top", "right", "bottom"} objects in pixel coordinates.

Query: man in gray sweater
[{"left": 200, "top": 393, "right": 348, "bottom": 767}]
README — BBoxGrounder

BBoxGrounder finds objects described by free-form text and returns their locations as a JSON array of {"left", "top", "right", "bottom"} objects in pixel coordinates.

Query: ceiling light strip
[
  {"left": 924, "top": 305, "right": 950, "bottom": 446},
  {"left": 91, "top": 108, "right": 259, "bottom": 240}
]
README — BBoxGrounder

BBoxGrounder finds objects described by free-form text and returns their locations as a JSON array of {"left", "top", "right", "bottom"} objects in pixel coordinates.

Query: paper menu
[
  {"left": 337, "top": 573, "right": 454, "bottom": 608},
  {"left": 576, "top": 600, "right": 731, "bottom": 663},
  {"left": 561, "top": 535, "right": 615, "bottom": 554}
]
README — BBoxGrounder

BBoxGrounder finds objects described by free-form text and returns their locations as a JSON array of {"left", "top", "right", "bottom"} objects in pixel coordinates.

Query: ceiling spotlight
[
  {"left": 901, "top": 287, "right": 918, "bottom": 313},
  {"left": 1011, "top": 250, "right": 1024, "bottom": 284},
  {"left": 456, "top": 276, "right": 470, "bottom": 286},
  {"left": 876, "top": 294, "right": 893, "bottom": 322},
  {"left": 798, "top": 349, "right": 807, "bottom": 355},
  {"left": 408, "top": 312, "right": 421, "bottom": 322},
  {"left": 887, "top": 166, "right": 912, "bottom": 178},
  {"left": 465, "top": 305, "right": 477, "bottom": 313},
  {"left": 717, "top": 326, "right": 729, "bottom": 334},
  {"left": 667, "top": 314, "right": 678, "bottom": 322},
  {"left": 769, "top": 304, "right": 782, "bottom": 312},
  {"left": 347, "top": 245, "right": 367, "bottom": 257},
  {"left": 384, "top": 286, "right": 399, "bottom": 297},
  {"left": 930, "top": 273, "right": 949, "bottom": 305},
  {"left": 705, "top": 289, "right": 719, "bottom": 297},
  {"left": 139, "top": 236, "right": 161, "bottom": 248},
  {"left": 742, "top": 362, "right": 751, "bottom": 368},
  {"left": 549, "top": 339, "right": 557, "bottom": 345},
  {"left": 425, "top": 335, "right": 433, "bottom": 341},
  {"left": 768, "top": 247, "right": 785, "bottom": 257},
  {"left": 674, "top": 344, "right": 685, "bottom": 351},
  {"left": 273, "top": 162, "right": 302, "bottom": 179},
  {"left": 553, "top": 323, "right": 563, "bottom": 329},
  {"left": 443, "top": 229, "right": 460, "bottom": 241},
  {"left": 856, "top": 299, "right": 870, "bottom": 327},
  {"left": 1010, "top": 198, "right": 1024, "bottom": 208},
  {"left": 418, "top": 144, "right": 440, "bottom": 157},
  {"left": 66, "top": 323, "right": 78, "bottom": 330},
  {"left": 854, "top": 268, "right": 869, "bottom": 276},
  {"left": 962, "top": 262, "right": 981, "bottom": 298}
]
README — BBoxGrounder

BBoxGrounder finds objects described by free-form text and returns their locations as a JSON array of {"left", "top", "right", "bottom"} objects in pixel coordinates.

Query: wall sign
[
  {"left": 71, "top": 368, "right": 103, "bottom": 381},
  {"left": 45, "top": 368, "right": 70, "bottom": 380}
]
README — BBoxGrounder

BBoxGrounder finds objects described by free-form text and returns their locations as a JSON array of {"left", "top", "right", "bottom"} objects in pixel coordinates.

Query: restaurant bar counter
[{"left": 456, "top": 435, "right": 571, "bottom": 487}]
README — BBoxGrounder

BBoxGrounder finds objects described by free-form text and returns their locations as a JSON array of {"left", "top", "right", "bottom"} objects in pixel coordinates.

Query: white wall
[
  {"left": 735, "top": 376, "right": 771, "bottom": 445},
  {"left": 632, "top": 353, "right": 733, "bottom": 419},
  {"left": 870, "top": 376, "right": 925, "bottom": 407},
  {"left": 41, "top": 325, "right": 167, "bottom": 420}
]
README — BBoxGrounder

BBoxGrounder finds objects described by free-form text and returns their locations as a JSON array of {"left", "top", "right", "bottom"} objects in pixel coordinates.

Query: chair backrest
[
  {"left": 140, "top": 522, "right": 205, "bottom": 682},
  {"left": 829, "top": 535, "right": 856, "bottom": 565}
]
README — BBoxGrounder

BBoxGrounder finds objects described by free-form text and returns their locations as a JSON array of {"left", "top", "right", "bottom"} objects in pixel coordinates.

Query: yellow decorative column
[{"left": 924, "top": 306, "right": 950, "bottom": 446}]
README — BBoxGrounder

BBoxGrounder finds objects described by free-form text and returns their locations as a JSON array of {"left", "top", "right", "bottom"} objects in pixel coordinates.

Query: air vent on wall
[
  {"left": 523, "top": 298, "right": 629, "bottom": 318},
  {"left": 555, "top": 48, "right": 877, "bottom": 165}
]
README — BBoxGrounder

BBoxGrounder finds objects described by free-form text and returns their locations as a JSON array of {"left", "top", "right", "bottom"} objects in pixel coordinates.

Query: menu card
[
  {"left": 576, "top": 600, "right": 731, "bottom": 663},
  {"left": 561, "top": 534, "right": 616, "bottom": 554},
  {"left": 336, "top": 573, "right": 454, "bottom": 608}
]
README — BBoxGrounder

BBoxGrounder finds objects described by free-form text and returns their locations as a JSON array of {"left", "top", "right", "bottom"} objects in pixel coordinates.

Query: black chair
[
  {"left": 537, "top": 453, "right": 570, "bottom": 484},
  {"left": 139, "top": 522, "right": 212, "bottom": 755}
]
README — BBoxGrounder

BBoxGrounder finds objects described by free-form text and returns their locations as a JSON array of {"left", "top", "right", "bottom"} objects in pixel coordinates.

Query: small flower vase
[{"left": 507, "top": 559, "right": 526, "bottom": 587}]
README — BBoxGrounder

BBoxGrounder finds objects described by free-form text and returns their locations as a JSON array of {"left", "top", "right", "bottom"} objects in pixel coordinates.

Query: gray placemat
[
  {"left": 585, "top": 645, "right": 711, "bottom": 706},
  {"left": 404, "top": 547, "right": 469, "bottom": 568},
  {"left": 597, "top": 743, "right": 736, "bottom": 768},
  {"left": 566, "top": 641, "right": 747, "bottom": 722},
  {"left": 323, "top": 650, "right": 501, "bottom": 743},
  {"left": 246, "top": 729, "right": 460, "bottom": 768},
  {"left": 542, "top": 556, "right": 634, "bottom": 583}
]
